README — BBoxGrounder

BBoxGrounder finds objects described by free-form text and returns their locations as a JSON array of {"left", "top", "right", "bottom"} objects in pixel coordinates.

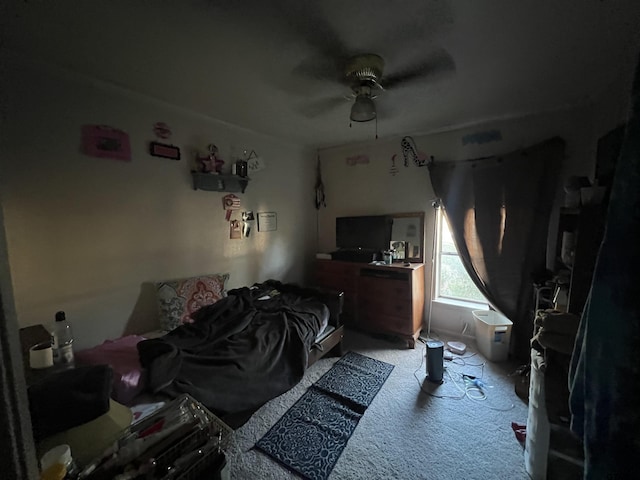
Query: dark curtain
[
  {"left": 569, "top": 54, "right": 640, "bottom": 479},
  {"left": 429, "top": 138, "right": 564, "bottom": 360}
]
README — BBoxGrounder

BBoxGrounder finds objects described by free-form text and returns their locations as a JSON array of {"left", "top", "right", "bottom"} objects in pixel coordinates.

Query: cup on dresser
[{"left": 29, "top": 341, "right": 54, "bottom": 369}]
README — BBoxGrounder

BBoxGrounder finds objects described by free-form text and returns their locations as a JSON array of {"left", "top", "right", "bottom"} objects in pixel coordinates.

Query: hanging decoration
[
  {"left": 257, "top": 212, "right": 277, "bottom": 232},
  {"left": 153, "top": 122, "right": 172, "bottom": 139},
  {"left": 389, "top": 154, "right": 399, "bottom": 176},
  {"left": 315, "top": 153, "right": 326, "bottom": 210},
  {"left": 229, "top": 220, "right": 242, "bottom": 239},
  {"left": 222, "top": 193, "right": 241, "bottom": 221},
  {"left": 400, "top": 136, "right": 428, "bottom": 167},
  {"left": 149, "top": 141, "right": 180, "bottom": 160},
  {"left": 346, "top": 154, "right": 370, "bottom": 166},
  {"left": 242, "top": 211, "right": 255, "bottom": 238},
  {"left": 246, "top": 149, "right": 266, "bottom": 172}
]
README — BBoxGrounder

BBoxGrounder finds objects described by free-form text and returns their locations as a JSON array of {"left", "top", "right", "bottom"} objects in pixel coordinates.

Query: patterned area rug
[{"left": 255, "top": 352, "right": 394, "bottom": 480}]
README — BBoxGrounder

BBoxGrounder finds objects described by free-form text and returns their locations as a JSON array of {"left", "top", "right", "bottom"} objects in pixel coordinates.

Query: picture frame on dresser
[{"left": 390, "top": 212, "right": 425, "bottom": 263}]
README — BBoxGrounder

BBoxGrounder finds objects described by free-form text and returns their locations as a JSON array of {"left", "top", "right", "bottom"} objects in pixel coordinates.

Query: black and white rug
[{"left": 255, "top": 352, "right": 394, "bottom": 480}]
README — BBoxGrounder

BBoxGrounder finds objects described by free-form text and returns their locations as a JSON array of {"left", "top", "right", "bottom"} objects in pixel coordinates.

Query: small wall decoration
[
  {"left": 81, "top": 125, "right": 131, "bottom": 161},
  {"left": 346, "top": 154, "right": 370, "bottom": 166},
  {"left": 389, "top": 154, "right": 399, "bottom": 176},
  {"left": 222, "top": 194, "right": 241, "bottom": 221},
  {"left": 149, "top": 141, "right": 181, "bottom": 160},
  {"left": 242, "top": 211, "right": 255, "bottom": 238},
  {"left": 246, "top": 149, "right": 266, "bottom": 172},
  {"left": 229, "top": 220, "right": 242, "bottom": 239},
  {"left": 257, "top": 212, "right": 277, "bottom": 232},
  {"left": 400, "top": 136, "right": 428, "bottom": 167},
  {"left": 153, "top": 122, "right": 172, "bottom": 139}
]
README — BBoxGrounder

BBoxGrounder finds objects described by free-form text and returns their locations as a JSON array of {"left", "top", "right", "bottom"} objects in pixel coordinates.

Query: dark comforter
[{"left": 137, "top": 281, "right": 327, "bottom": 425}]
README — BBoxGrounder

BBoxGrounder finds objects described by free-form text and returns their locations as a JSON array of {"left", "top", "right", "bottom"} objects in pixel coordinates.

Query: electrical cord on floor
[
  {"left": 448, "top": 351, "right": 484, "bottom": 368},
  {"left": 414, "top": 343, "right": 516, "bottom": 410},
  {"left": 449, "top": 364, "right": 516, "bottom": 411}
]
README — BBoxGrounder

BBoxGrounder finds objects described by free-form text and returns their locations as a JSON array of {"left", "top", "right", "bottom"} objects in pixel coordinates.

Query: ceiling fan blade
[
  {"left": 291, "top": 55, "right": 347, "bottom": 84},
  {"left": 275, "top": 1, "right": 350, "bottom": 62},
  {"left": 383, "top": 49, "right": 456, "bottom": 90},
  {"left": 297, "top": 97, "right": 348, "bottom": 118}
]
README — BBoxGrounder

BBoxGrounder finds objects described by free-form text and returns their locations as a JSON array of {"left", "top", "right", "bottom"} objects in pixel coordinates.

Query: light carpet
[{"left": 228, "top": 328, "right": 530, "bottom": 480}]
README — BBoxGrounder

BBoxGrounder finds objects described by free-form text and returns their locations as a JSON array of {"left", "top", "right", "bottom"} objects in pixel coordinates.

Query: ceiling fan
[
  {"left": 345, "top": 53, "right": 385, "bottom": 122},
  {"left": 296, "top": 48, "right": 456, "bottom": 123},
  {"left": 266, "top": 1, "right": 456, "bottom": 123}
]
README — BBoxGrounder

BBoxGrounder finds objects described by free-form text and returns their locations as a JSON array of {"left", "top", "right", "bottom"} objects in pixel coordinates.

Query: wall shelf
[{"left": 191, "top": 172, "right": 250, "bottom": 193}]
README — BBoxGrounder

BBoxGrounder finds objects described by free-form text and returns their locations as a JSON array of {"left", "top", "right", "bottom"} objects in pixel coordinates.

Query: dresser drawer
[
  {"left": 359, "top": 294, "right": 412, "bottom": 318},
  {"left": 358, "top": 276, "right": 411, "bottom": 301},
  {"left": 359, "top": 308, "right": 414, "bottom": 336}
]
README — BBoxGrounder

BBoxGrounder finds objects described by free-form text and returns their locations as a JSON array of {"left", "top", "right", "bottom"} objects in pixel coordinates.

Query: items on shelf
[
  {"left": 192, "top": 145, "right": 254, "bottom": 193},
  {"left": 563, "top": 175, "right": 606, "bottom": 208},
  {"left": 196, "top": 144, "right": 224, "bottom": 174}
]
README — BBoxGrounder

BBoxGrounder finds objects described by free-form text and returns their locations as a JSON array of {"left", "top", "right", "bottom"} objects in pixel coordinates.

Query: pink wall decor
[
  {"left": 196, "top": 144, "right": 224, "bottom": 173},
  {"left": 149, "top": 141, "right": 181, "bottom": 160},
  {"left": 81, "top": 125, "right": 131, "bottom": 161},
  {"left": 153, "top": 122, "right": 172, "bottom": 139},
  {"left": 346, "top": 154, "right": 370, "bottom": 166}
]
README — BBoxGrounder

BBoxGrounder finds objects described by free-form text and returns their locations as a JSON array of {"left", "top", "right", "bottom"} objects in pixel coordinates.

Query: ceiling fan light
[{"left": 350, "top": 95, "right": 376, "bottom": 122}]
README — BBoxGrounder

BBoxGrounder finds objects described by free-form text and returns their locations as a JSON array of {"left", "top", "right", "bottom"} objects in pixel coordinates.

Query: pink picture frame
[{"left": 81, "top": 125, "right": 131, "bottom": 161}]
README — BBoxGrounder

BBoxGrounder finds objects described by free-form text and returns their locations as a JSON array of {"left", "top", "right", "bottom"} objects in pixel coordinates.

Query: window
[{"left": 435, "top": 210, "right": 487, "bottom": 305}]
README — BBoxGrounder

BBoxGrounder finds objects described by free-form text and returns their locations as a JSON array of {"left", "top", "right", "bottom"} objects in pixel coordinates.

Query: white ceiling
[{"left": 5, "top": 0, "right": 640, "bottom": 148}]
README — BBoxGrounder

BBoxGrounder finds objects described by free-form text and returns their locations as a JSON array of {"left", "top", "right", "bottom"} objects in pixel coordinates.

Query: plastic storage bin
[{"left": 472, "top": 310, "right": 513, "bottom": 361}]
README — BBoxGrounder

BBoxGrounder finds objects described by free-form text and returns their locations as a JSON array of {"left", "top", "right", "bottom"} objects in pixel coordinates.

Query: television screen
[{"left": 336, "top": 215, "right": 392, "bottom": 251}]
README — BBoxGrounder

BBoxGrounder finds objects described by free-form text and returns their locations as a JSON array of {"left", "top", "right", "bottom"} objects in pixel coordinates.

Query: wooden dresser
[{"left": 314, "top": 260, "right": 425, "bottom": 348}]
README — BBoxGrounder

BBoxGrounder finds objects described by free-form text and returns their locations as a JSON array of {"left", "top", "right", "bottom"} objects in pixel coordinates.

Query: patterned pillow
[{"left": 156, "top": 273, "right": 230, "bottom": 331}]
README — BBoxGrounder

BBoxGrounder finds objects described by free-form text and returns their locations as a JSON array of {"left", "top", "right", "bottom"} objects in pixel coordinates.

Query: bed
[{"left": 76, "top": 276, "right": 344, "bottom": 428}]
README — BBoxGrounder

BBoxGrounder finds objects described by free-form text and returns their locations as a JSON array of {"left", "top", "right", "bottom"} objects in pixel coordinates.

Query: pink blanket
[{"left": 75, "top": 335, "right": 147, "bottom": 405}]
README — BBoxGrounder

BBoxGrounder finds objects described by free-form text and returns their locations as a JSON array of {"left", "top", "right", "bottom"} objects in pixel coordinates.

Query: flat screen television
[{"left": 335, "top": 215, "right": 392, "bottom": 252}]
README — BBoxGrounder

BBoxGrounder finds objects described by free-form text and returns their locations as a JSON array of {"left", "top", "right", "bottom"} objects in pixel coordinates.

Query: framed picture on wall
[
  {"left": 149, "top": 141, "right": 181, "bottom": 160},
  {"left": 81, "top": 125, "right": 131, "bottom": 161},
  {"left": 257, "top": 212, "right": 277, "bottom": 232}
]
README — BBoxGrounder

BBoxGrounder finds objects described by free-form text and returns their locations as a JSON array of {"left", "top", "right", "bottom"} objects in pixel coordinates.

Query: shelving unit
[
  {"left": 191, "top": 172, "right": 250, "bottom": 193},
  {"left": 555, "top": 205, "right": 606, "bottom": 315}
]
